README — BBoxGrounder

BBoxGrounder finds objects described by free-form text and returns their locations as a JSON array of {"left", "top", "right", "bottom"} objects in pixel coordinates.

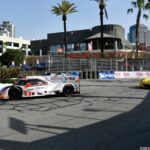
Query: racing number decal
[{"left": 24, "top": 91, "right": 32, "bottom": 96}]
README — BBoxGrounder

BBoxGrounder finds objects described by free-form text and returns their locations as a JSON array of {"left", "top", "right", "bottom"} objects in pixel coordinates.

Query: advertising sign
[
  {"left": 98, "top": 71, "right": 115, "bottom": 80},
  {"left": 115, "top": 71, "right": 150, "bottom": 79}
]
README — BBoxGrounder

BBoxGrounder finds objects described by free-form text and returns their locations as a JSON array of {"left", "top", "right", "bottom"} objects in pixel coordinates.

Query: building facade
[
  {"left": 128, "top": 24, "right": 150, "bottom": 47},
  {"left": 0, "top": 36, "right": 30, "bottom": 56},
  {"left": 0, "top": 21, "right": 31, "bottom": 56},
  {"left": 31, "top": 24, "right": 125, "bottom": 56}
]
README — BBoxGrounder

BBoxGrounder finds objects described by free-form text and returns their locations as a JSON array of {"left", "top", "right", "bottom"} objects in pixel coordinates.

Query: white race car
[{"left": 0, "top": 73, "right": 80, "bottom": 100}]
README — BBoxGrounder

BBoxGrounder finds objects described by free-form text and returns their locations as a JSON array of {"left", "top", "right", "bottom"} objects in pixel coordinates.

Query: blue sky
[{"left": 0, "top": 0, "right": 149, "bottom": 40}]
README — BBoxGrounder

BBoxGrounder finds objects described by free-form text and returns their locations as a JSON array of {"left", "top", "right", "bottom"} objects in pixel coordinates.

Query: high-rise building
[
  {"left": 0, "top": 21, "right": 30, "bottom": 56},
  {"left": 0, "top": 21, "right": 15, "bottom": 37},
  {"left": 128, "top": 24, "right": 150, "bottom": 47},
  {"left": 0, "top": 26, "right": 9, "bottom": 37}
]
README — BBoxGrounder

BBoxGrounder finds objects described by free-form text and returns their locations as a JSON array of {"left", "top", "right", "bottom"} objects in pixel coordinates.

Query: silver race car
[{"left": 0, "top": 73, "right": 80, "bottom": 100}]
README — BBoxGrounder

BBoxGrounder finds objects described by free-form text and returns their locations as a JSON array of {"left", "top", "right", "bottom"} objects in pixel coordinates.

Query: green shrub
[
  {"left": 0, "top": 67, "right": 20, "bottom": 82},
  {"left": 0, "top": 78, "right": 18, "bottom": 84}
]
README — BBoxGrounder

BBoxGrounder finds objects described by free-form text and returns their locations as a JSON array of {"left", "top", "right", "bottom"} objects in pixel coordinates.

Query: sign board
[
  {"left": 98, "top": 71, "right": 115, "bottom": 80},
  {"left": 115, "top": 71, "right": 150, "bottom": 79}
]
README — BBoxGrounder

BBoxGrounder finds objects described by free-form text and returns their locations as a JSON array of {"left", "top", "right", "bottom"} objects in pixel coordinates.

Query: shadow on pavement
[{"left": 0, "top": 91, "right": 150, "bottom": 150}]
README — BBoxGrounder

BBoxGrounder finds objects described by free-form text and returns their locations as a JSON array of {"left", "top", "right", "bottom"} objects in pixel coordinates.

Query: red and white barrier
[{"left": 115, "top": 71, "right": 150, "bottom": 79}]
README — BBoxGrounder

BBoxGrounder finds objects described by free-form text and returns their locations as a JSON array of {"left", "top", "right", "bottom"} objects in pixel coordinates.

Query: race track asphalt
[{"left": 0, "top": 79, "right": 149, "bottom": 150}]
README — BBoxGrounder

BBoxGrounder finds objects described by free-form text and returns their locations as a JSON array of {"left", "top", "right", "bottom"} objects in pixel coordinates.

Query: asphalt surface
[{"left": 0, "top": 79, "right": 150, "bottom": 150}]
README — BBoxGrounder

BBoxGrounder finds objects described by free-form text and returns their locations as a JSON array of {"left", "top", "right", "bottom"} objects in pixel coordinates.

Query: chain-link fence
[
  {"left": 23, "top": 54, "right": 150, "bottom": 78},
  {"left": 44, "top": 56, "right": 150, "bottom": 72}
]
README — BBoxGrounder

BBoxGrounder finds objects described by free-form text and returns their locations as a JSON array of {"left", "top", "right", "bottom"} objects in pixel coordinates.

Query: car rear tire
[
  {"left": 8, "top": 86, "right": 22, "bottom": 100},
  {"left": 63, "top": 85, "right": 74, "bottom": 97}
]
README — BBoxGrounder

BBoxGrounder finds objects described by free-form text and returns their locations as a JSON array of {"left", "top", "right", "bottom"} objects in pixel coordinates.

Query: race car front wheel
[
  {"left": 63, "top": 85, "right": 74, "bottom": 97},
  {"left": 8, "top": 86, "right": 22, "bottom": 100}
]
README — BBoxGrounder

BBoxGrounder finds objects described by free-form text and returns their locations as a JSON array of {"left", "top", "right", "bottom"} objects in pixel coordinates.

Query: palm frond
[
  {"left": 145, "top": 2, "right": 150, "bottom": 10},
  {"left": 51, "top": 6, "right": 62, "bottom": 15},
  {"left": 127, "top": 8, "right": 133, "bottom": 14},
  {"left": 104, "top": 8, "right": 108, "bottom": 19},
  {"left": 137, "top": 0, "right": 145, "bottom": 8},
  {"left": 131, "top": 1, "right": 137, "bottom": 8},
  {"left": 51, "top": 0, "right": 77, "bottom": 16},
  {"left": 143, "top": 14, "right": 149, "bottom": 19}
]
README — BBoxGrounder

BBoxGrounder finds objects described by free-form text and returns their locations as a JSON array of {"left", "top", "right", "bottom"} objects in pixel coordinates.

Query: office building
[
  {"left": 0, "top": 36, "right": 30, "bottom": 56},
  {"left": 128, "top": 24, "right": 150, "bottom": 47},
  {"left": 0, "top": 21, "right": 31, "bottom": 56}
]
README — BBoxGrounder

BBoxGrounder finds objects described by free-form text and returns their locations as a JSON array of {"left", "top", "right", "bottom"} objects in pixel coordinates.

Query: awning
[{"left": 85, "top": 33, "right": 117, "bottom": 40}]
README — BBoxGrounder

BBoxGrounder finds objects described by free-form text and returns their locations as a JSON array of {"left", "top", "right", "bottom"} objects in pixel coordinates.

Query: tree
[
  {"left": 92, "top": 0, "right": 108, "bottom": 57},
  {"left": 127, "top": 0, "right": 150, "bottom": 56},
  {"left": 0, "top": 49, "right": 25, "bottom": 67},
  {"left": 51, "top": 0, "right": 77, "bottom": 57}
]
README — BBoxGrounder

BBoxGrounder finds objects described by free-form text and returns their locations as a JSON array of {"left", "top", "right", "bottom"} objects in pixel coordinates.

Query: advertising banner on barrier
[
  {"left": 98, "top": 71, "right": 115, "bottom": 80},
  {"left": 115, "top": 71, "right": 150, "bottom": 79}
]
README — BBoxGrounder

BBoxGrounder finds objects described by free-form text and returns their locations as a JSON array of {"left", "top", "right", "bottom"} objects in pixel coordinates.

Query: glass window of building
[
  {"left": 6, "top": 42, "right": 11, "bottom": 46},
  {"left": 74, "top": 43, "right": 81, "bottom": 51},
  {"left": 67, "top": 44, "right": 74, "bottom": 52},
  {"left": 0, "top": 41, "right": 2, "bottom": 48},
  {"left": 80, "top": 43, "right": 86, "bottom": 51},
  {"left": 22, "top": 44, "right": 27, "bottom": 49},
  {"left": 50, "top": 45, "right": 61, "bottom": 55},
  {"left": 14, "top": 43, "right": 19, "bottom": 47}
]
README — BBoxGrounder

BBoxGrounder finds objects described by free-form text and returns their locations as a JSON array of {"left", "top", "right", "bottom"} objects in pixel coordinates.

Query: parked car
[
  {"left": 0, "top": 73, "right": 80, "bottom": 100},
  {"left": 35, "top": 63, "right": 46, "bottom": 71},
  {"left": 140, "top": 78, "right": 150, "bottom": 88},
  {"left": 22, "top": 64, "right": 31, "bottom": 71}
]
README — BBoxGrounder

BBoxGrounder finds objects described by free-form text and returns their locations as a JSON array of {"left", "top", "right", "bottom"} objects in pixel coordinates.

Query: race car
[
  {"left": 0, "top": 73, "right": 80, "bottom": 100},
  {"left": 140, "top": 78, "right": 150, "bottom": 88}
]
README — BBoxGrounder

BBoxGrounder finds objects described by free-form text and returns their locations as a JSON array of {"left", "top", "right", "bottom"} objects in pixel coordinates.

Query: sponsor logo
[
  {"left": 123, "top": 72, "right": 130, "bottom": 78},
  {"left": 136, "top": 72, "right": 144, "bottom": 78},
  {"left": 99, "top": 72, "right": 115, "bottom": 80}
]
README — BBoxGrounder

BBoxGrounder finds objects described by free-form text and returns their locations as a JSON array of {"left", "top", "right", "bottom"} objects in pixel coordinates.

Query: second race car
[{"left": 140, "top": 78, "right": 150, "bottom": 88}]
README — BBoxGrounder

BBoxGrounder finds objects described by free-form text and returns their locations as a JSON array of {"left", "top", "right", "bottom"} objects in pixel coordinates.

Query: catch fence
[
  {"left": 44, "top": 56, "right": 150, "bottom": 72},
  {"left": 24, "top": 54, "right": 150, "bottom": 79}
]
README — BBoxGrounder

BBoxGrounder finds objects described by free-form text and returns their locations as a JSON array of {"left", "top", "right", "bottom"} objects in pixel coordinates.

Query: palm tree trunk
[
  {"left": 99, "top": 3, "right": 105, "bottom": 58},
  {"left": 135, "top": 9, "right": 141, "bottom": 59},
  {"left": 63, "top": 14, "right": 67, "bottom": 58}
]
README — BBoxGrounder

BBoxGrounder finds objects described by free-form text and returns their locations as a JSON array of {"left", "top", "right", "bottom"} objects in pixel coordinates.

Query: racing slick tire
[
  {"left": 8, "top": 86, "right": 22, "bottom": 100},
  {"left": 63, "top": 85, "right": 74, "bottom": 97}
]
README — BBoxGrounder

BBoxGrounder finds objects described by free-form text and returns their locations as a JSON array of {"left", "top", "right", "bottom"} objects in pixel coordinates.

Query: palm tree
[
  {"left": 92, "top": 0, "right": 108, "bottom": 57},
  {"left": 127, "top": 0, "right": 150, "bottom": 56},
  {"left": 51, "top": 0, "right": 77, "bottom": 57}
]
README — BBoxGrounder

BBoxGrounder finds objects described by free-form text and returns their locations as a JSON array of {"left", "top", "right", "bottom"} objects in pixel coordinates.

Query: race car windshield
[{"left": 15, "top": 80, "right": 27, "bottom": 86}]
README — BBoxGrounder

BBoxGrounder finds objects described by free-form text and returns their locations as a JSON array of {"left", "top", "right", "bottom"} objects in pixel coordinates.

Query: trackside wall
[{"left": 97, "top": 71, "right": 150, "bottom": 80}]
